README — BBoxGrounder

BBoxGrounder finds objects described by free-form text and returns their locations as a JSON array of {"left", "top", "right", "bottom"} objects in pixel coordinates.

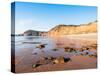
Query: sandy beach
[{"left": 14, "top": 33, "right": 97, "bottom": 73}]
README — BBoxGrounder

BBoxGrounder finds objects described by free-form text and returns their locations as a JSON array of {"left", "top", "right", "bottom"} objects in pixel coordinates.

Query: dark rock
[
  {"left": 32, "top": 64, "right": 42, "bottom": 68},
  {"left": 53, "top": 57, "right": 71, "bottom": 64},
  {"left": 33, "top": 53, "right": 37, "bottom": 55},
  {"left": 52, "top": 48, "right": 58, "bottom": 51},
  {"left": 63, "top": 57, "right": 71, "bottom": 62},
  {"left": 44, "top": 57, "right": 55, "bottom": 60},
  {"left": 36, "top": 44, "right": 45, "bottom": 49}
]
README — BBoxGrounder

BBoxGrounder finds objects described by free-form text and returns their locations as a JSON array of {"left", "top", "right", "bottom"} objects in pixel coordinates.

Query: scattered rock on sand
[
  {"left": 32, "top": 56, "right": 71, "bottom": 69},
  {"left": 89, "top": 53, "right": 97, "bottom": 58},
  {"left": 64, "top": 57, "right": 71, "bottom": 62},
  {"left": 53, "top": 57, "right": 71, "bottom": 64},
  {"left": 44, "top": 57, "right": 55, "bottom": 60},
  {"left": 52, "top": 48, "right": 59, "bottom": 51},
  {"left": 36, "top": 44, "right": 46, "bottom": 49},
  {"left": 64, "top": 47, "right": 70, "bottom": 52},
  {"left": 32, "top": 64, "right": 42, "bottom": 68},
  {"left": 32, "top": 52, "right": 37, "bottom": 55},
  {"left": 64, "top": 47, "right": 76, "bottom": 53}
]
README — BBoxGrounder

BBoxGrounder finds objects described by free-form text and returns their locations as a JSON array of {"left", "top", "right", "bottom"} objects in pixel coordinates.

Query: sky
[{"left": 12, "top": 2, "right": 97, "bottom": 34}]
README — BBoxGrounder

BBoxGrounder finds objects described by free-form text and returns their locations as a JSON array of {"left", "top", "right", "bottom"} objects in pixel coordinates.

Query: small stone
[
  {"left": 52, "top": 48, "right": 58, "bottom": 51},
  {"left": 63, "top": 57, "right": 71, "bottom": 62},
  {"left": 53, "top": 57, "right": 71, "bottom": 64},
  {"left": 32, "top": 64, "right": 41, "bottom": 68},
  {"left": 36, "top": 44, "right": 45, "bottom": 49},
  {"left": 33, "top": 53, "right": 37, "bottom": 55}
]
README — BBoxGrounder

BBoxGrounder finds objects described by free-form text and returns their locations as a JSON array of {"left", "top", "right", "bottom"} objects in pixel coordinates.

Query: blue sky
[{"left": 13, "top": 2, "right": 97, "bottom": 34}]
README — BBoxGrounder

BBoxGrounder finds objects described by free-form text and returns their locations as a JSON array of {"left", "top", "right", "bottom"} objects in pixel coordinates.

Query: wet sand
[{"left": 14, "top": 33, "right": 97, "bottom": 73}]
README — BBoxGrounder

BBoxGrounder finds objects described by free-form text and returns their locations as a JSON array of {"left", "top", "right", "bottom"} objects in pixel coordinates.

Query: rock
[
  {"left": 86, "top": 47, "right": 90, "bottom": 50},
  {"left": 64, "top": 47, "right": 76, "bottom": 53},
  {"left": 52, "top": 48, "right": 59, "bottom": 51},
  {"left": 33, "top": 53, "right": 37, "bottom": 55},
  {"left": 32, "top": 64, "right": 42, "bottom": 68},
  {"left": 94, "top": 54, "right": 97, "bottom": 58},
  {"left": 64, "top": 47, "right": 70, "bottom": 52},
  {"left": 80, "top": 48, "right": 85, "bottom": 52},
  {"left": 36, "top": 44, "right": 45, "bottom": 49},
  {"left": 44, "top": 57, "right": 56, "bottom": 61},
  {"left": 58, "top": 57, "right": 65, "bottom": 64},
  {"left": 32, "top": 56, "right": 71, "bottom": 68},
  {"left": 63, "top": 57, "right": 71, "bottom": 62},
  {"left": 53, "top": 57, "right": 71, "bottom": 64},
  {"left": 53, "top": 59, "right": 59, "bottom": 64},
  {"left": 89, "top": 53, "right": 97, "bottom": 58},
  {"left": 83, "top": 50, "right": 90, "bottom": 55},
  {"left": 64, "top": 47, "right": 69, "bottom": 50}
]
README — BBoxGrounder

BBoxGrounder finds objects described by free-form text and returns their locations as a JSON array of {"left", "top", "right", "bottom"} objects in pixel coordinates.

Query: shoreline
[{"left": 13, "top": 33, "right": 97, "bottom": 73}]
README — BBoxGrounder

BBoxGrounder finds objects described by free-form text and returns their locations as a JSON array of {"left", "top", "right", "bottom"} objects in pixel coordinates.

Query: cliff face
[
  {"left": 23, "top": 21, "right": 97, "bottom": 36},
  {"left": 48, "top": 21, "right": 97, "bottom": 36}
]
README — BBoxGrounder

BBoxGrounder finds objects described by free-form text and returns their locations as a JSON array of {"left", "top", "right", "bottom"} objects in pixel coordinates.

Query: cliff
[
  {"left": 48, "top": 21, "right": 97, "bottom": 36},
  {"left": 23, "top": 21, "right": 97, "bottom": 36}
]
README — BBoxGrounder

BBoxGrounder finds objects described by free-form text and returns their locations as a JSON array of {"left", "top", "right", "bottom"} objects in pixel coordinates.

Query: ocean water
[
  {"left": 11, "top": 35, "right": 97, "bottom": 58},
  {"left": 11, "top": 36, "right": 73, "bottom": 58},
  {"left": 15, "top": 36, "right": 49, "bottom": 45},
  {"left": 12, "top": 36, "right": 55, "bottom": 52}
]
